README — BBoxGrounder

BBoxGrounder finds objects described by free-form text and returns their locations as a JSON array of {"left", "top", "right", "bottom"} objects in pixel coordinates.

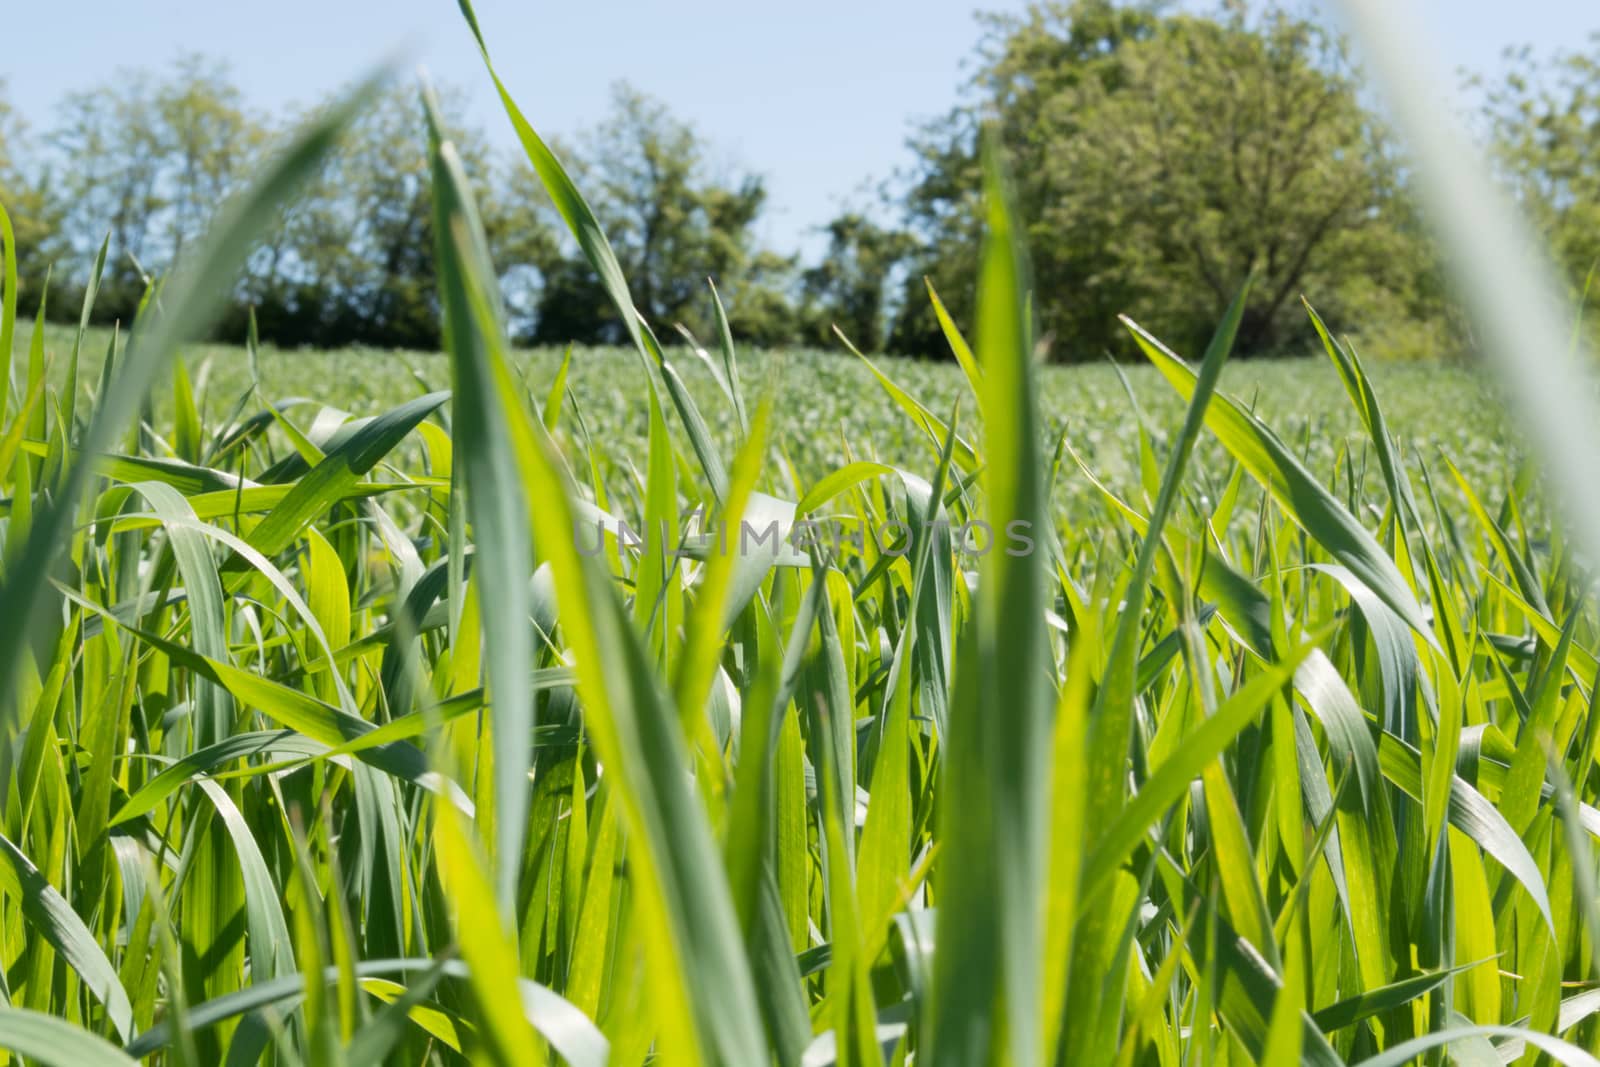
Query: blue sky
[{"left": 5, "top": 1, "right": 1596, "bottom": 257}]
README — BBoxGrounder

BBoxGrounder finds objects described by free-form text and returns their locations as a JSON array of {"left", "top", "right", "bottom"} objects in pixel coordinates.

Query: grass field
[
  {"left": 53, "top": 323, "right": 1514, "bottom": 523},
  {"left": 4, "top": 10, "right": 1599, "bottom": 1067}
]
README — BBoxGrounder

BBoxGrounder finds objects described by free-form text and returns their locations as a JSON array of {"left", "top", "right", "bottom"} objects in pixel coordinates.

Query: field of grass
[
  {"left": 55, "top": 323, "right": 1514, "bottom": 525},
  {"left": 4, "top": 8, "right": 1600, "bottom": 1067}
]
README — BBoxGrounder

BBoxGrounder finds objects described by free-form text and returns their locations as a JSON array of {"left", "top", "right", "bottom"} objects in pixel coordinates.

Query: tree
[
  {"left": 490, "top": 154, "right": 563, "bottom": 339},
  {"left": 890, "top": 1, "right": 1438, "bottom": 359},
  {"left": 10, "top": 62, "right": 798, "bottom": 350},
  {"left": 246, "top": 84, "right": 517, "bottom": 348},
  {"left": 889, "top": 0, "right": 1164, "bottom": 356},
  {"left": 155, "top": 56, "right": 265, "bottom": 262},
  {"left": 526, "top": 83, "right": 790, "bottom": 345},
  {"left": 724, "top": 249, "right": 804, "bottom": 348},
  {"left": 802, "top": 211, "right": 916, "bottom": 351},
  {"left": 321, "top": 86, "right": 448, "bottom": 348},
  {"left": 1483, "top": 35, "right": 1600, "bottom": 304},
  {"left": 40, "top": 64, "right": 535, "bottom": 349},
  {"left": 0, "top": 80, "right": 66, "bottom": 308},
  {"left": 50, "top": 58, "right": 266, "bottom": 322}
]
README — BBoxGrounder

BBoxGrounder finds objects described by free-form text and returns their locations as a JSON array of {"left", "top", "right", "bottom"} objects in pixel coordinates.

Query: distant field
[{"left": 53, "top": 323, "right": 1512, "bottom": 521}]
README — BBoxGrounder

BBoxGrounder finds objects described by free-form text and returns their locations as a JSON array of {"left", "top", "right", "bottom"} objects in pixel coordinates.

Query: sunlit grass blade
[
  {"left": 926, "top": 134, "right": 1049, "bottom": 1067},
  {"left": 1079, "top": 634, "right": 1324, "bottom": 903},
  {"left": 0, "top": 201, "right": 16, "bottom": 417},
  {"left": 62, "top": 234, "right": 109, "bottom": 436},
  {"left": 430, "top": 96, "right": 767, "bottom": 1066},
  {"left": 426, "top": 86, "right": 533, "bottom": 910},
  {"left": 0, "top": 1007, "right": 137, "bottom": 1067},
  {"left": 434, "top": 800, "right": 547, "bottom": 1067},
  {"left": 1126, "top": 317, "right": 1436, "bottom": 645},
  {"left": 0, "top": 833, "right": 133, "bottom": 1041},
  {"left": 229, "top": 390, "right": 448, "bottom": 564},
  {"left": 1082, "top": 287, "right": 1249, "bottom": 840}
]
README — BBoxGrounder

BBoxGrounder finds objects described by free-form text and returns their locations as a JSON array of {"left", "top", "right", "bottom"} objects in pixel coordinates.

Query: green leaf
[
  {"left": 1127, "top": 317, "right": 1436, "bottom": 645},
  {"left": 427, "top": 89, "right": 533, "bottom": 911},
  {"left": 1081, "top": 635, "right": 1323, "bottom": 903},
  {"left": 429, "top": 79, "right": 767, "bottom": 1064},
  {"left": 0, "top": 833, "right": 134, "bottom": 1041},
  {"left": 0, "top": 1007, "right": 137, "bottom": 1067},
  {"left": 0, "top": 200, "right": 17, "bottom": 418},
  {"left": 230, "top": 391, "right": 448, "bottom": 564},
  {"left": 434, "top": 801, "right": 547, "bottom": 1067},
  {"left": 1351, "top": 1026, "right": 1600, "bottom": 1067},
  {"left": 927, "top": 136, "right": 1050, "bottom": 1067}
]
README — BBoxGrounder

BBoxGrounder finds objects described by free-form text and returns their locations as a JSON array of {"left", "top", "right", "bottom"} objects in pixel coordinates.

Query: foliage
[
  {"left": 800, "top": 212, "right": 917, "bottom": 351},
  {"left": 4, "top": 12, "right": 1592, "bottom": 362},
  {"left": 0, "top": 79, "right": 66, "bottom": 300},
  {"left": 238, "top": 84, "right": 511, "bottom": 350},
  {"left": 48, "top": 56, "right": 268, "bottom": 322},
  {"left": 0, "top": 6, "right": 1598, "bottom": 1063},
  {"left": 889, "top": 0, "right": 1451, "bottom": 359},
  {"left": 525, "top": 84, "right": 793, "bottom": 347},
  {"left": 8, "top": 64, "right": 791, "bottom": 352},
  {"left": 1482, "top": 33, "right": 1600, "bottom": 316}
]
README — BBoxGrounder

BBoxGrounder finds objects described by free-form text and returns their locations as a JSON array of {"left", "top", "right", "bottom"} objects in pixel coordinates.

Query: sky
[{"left": 4, "top": 1, "right": 1597, "bottom": 258}]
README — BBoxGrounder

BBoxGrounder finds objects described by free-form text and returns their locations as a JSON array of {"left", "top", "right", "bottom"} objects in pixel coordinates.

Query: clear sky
[{"left": 4, "top": 1, "right": 1596, "bottom": 257}]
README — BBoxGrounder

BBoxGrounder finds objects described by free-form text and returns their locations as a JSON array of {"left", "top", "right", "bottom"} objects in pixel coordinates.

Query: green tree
[
  {"left": 51, "top": 75, "right": 165, "bottom": 314},
  {"left": 802, "top": 211, "right": 916, "bottom": 352},
  {"left": 1483, "top": 35, "right": 1600, "bottom": 304},
  {"left": 51, "top": 58, "right": 265, "bottom": 321},
  {"left": 528, "top": 83, "right": 792, "bottom": 345},
  {"left": 891, "top": 1, "right": 1439, "bottom": 359},
  {"left": 247, "top": 84, "right": 516, "bottom": 348},
  {"left": 0, "top": 80, "right": 65, "bottom": 309},
  {"left": 889, "top": 0, "right": 1163, "bottom": 356},
  {"left": 490, "top": 155, "right": 563, "bottom": 338},
  {"left": 155, "top": 56, "right": 265, "bottom": 262},
  {"left": 724, "top": 248, "right": 804, "bottom": 348}
]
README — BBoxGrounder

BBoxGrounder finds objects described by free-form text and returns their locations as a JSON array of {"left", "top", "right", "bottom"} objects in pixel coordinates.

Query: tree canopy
[
  {"left": 0, "top": 65, "right": 788, "bottom": 351},
  {"left": 1483, "top": 35, "right": 1600, "bottom": 306},
  {"left": 887, "top": 0, "right": 1448, "bottom": 359},
  {"left": 0, "top": 79, "right": 65, "bottom": 299},
  {"left": 523, "top": 84, "right": 797, "bottom": 347}
]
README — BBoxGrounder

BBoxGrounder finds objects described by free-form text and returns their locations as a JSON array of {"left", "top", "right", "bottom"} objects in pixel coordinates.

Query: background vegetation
[{"left": 0, "top": 1, "right": 1595, "bottom": 359}]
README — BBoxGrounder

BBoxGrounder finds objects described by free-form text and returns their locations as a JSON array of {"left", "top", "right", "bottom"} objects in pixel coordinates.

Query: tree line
[{"left": 0, "top": 1, "right": 1595, "bottom": 360}]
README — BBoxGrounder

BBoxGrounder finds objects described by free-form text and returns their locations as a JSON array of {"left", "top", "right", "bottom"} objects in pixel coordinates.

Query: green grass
[
  {"left": 0, "top": 7, "right": 1595, "bottom": 1066},
  {"left": 48, "top": 323, "right": 1514, "bottom": 524}
]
